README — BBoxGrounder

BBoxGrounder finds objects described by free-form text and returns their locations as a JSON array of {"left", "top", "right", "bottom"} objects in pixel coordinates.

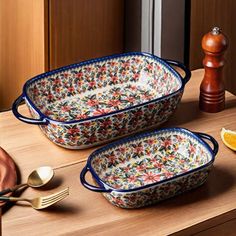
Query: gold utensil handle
[{"left": 0, "top": 183, "right": 27, "bottom": 196}]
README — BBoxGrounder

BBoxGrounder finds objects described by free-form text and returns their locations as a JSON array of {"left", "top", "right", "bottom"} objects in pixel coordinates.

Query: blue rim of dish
[
  {"left": 84, "top": 127, "right": 217, "bottom": 193},
  {"left": 21, "top": 52, "right": 190, "bottom": 125}
]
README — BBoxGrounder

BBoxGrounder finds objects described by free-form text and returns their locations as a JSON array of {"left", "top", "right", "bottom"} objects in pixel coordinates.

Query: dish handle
[
  {"left": 12, "top": 94, "right": 48, "bottom": 125},
  {"left": 80, "top": 165, "right": 112, "bottom": 193},
  {"left": 194, "top": 132, "right": 219, "bottom": 156},
  {"left": 164, "top": 59, "right": 191, "bottom": 86}
]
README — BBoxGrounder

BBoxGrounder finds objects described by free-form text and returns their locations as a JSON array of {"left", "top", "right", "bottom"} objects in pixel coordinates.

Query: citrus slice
[{"left": 221, "top": 128, "right": 236, "bottom": 151}]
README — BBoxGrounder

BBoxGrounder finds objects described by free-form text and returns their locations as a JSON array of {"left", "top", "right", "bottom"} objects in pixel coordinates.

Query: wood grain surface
[
  {"left": 0, "top": 0, "right": 124, "bottom": 111},
  {"left": 49, "top": 0, "right": 124, "bottom": 70},
  {"left": 0, "top": 0, "right": 47, "bottom": 111},
  {"left": 190, "top": 0, "right": 236, "bottom": 95},
  {"left": 1, "top": 69, "right": 236, "bottom": 235}
]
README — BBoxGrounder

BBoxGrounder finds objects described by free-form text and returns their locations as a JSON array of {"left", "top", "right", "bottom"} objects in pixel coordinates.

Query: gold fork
[{"left": 0, "top": 187, "right": 69, "bottom": 210}]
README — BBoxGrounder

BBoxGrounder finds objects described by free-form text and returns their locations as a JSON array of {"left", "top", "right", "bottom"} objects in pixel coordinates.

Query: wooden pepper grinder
[{"left": 199, "top": 27, "right": 228, "bottom": 112}]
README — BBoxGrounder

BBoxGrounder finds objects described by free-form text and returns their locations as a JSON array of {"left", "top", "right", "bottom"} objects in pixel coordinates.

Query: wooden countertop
[{"left": 1, "top": 69, "right": 236, "bottom": 236}]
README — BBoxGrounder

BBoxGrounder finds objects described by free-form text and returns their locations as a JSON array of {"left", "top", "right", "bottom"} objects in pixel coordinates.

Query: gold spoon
[{"left": 0, "top": 166, "right": 54, "bottom": 196}]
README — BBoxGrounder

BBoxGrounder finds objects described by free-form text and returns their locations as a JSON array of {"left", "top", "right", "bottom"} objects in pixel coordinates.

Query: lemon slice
[{"left": 221, "top": 128, "right": 236, "bottom": 151}]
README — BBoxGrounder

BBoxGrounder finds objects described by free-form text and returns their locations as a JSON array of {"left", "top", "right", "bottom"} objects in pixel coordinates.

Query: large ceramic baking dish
[
  {"left": 80, "top": 128, "right": 218, "bottom": 208},
  {"left": 12, "top": 52, "right": 191, "bottom": 149}
]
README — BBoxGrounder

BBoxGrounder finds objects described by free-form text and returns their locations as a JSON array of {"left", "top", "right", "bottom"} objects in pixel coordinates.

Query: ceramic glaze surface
[
  {"left": 103, "top": 166, "right": 211, "bottom": 208},
  {"left": 91, "top": 132, "right": 211, "bottom": 190},
  {"left": 27, "top": 55, "right": 180, "bottom": 121},
  {"left": 81, "top": 128, "right": 218, "bottom": 208},
  {"left": 13, "top": 53, "right": 190, "bottom": 149}
]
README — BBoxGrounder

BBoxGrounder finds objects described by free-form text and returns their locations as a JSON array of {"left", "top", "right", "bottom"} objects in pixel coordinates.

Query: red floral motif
[
  {"left": 118, "top": 147, "right": 126, "bottom": 154},
  {"left": 86, "top": 99, "right": 99, "bottom": 107},
  {"left": 128, "top": 175, "right": 137, "bottom": 183},
  {"left": 132, "top": 73, "right": 140, "bottom": 80},
  {"left": 77, "top": 72, "right": 83, "bottom": 78},
  {"left": 54, "top": 78, "right": 61, "bottom": 85},
  {"left": 83, "top": 122, "right": 91, "bottom": 127},
  {"left": 44, "top": 110, "right": 53, "bottom": 116},
  {"left": 89, "top": 81, "right": 96, "bottom": 87},
  {"left": 40, "top": 81, "right": 46, "bottom": 86},
  {"left": 98, "top": 75, "right": 106, "bottom": 81},
  {"left": 111, "top": 76, "right": 118, "bottom": 83},
  {"left": 99, "top": 66, "right": 106, "bottom": 73},
  {"left": 110, "top": 61, "right": 117, "bottom": 67},
  {"left": 76, "top": 114, "right": 88, "bottom": 120},
  {"left": 123, "top": 61, "right": 130, "bottom": 68},
  {"left": 108, "top": 155, "right": 117, "bottom": 165},
  {"left": 84, "top": 66, "right": 92, "bottom": 72},
  {"left": 116, "top": 113, "right": 125, "bottom": 120},
  {"left": 164, "top": 72, "right": 169, "bottom": 80},
  {"left": 147, "top": 103, "right": 155, "bottom": 110},
  {"left": 121, "top": 70, "right": 129, "bottom": 76},
  {"left": 133, "top": 110, "right": 143, "bottom": 117},
  {"left": 163, "top": 139, "right": 172, "bottom": 148},
  {"left": 123, "top": 166, "right": 130, "bottom": 173},
  {"left": 68, "top": 127, "right": 80, "bottom": 135},
  {"left": 147, "top": 64, "right": 153, "bottom": 71},
  {"left": 135, "top": 58, "right": 141, "bottom": 63},
  {"left": 143, "top": 172, "right": 160, "bottom": 183},
  {"left": 164, "top": 171, "right": 173, "bottom": 178},
  {"left": 33, "top": 87, "right": 39, "bottom": 95},
  {"left": 177, "top": 135, "right": 184, "bottom": 142},
  {"left": 112, "top": 90, "right": 122, "bottom": 97},
  {"left": 87, "top": 136, "right": 97, "bottom": 143},
  {"left": 61, "top": 105, "right": 71, "bottom": 112},
  {"left": 189, "top": 145, "right": 196, "bottom": 154},
  {"left": 130, "top": 85, "right": 137, "bottom": 91},
  {"left": 154, "top": 162, "right": 163, "bottom": 169},
  {"left": 134, "top": 145, "right": 143, "bottom": 154},
  {"left": 147, "top": 139, "right": 155, "bottom": 145},
  {"left": 109, "top": 175, "right": 119, "bottom": 182},
  {"left": 56, "top": 138, "right": 65, "bottom": 144},
  {"left": 100, "top": 119, "right": 112, "bottom": 128},
  {"left": 113, "top": 197, "right": 124, "bottom": 206},
  {"left": 55, "top": 87, "right": 61, "bottom": 93},
  {"left": 127, "top": 96, "right": 135, "bottom": 103},
  {"left": 141, "top": 93, "right": 152, "bottom": 100},
  {"left": 47, "top": 94, "right": 54, "bottom": 101},
  {"left": 67, "top": 87, "right": 74, "bottom": 93},
  {"left": 108, "top": 100, "right": 121, "bottom": 107},
  {"left": 136, "top": 164, "right": 147, "bottom": 172},
  {"left": 93, "top": 108, "right": 112, "bottom": 116}
]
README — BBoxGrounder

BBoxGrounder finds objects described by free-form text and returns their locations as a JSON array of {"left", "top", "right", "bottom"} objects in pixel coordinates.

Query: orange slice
[{"left": 221, "top": 128, "right": 236, "bottom": 151}]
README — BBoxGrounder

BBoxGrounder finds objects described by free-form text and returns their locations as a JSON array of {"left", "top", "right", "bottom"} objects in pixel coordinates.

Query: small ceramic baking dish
[
  {"left": 12, "top": 52, "right": 191, "bottom": 149},
  {"left": 80, "top": 128, "right": 218, "bottom": 208}
]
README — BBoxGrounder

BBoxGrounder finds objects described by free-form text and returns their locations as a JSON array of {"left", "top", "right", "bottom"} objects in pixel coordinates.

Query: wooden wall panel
[
  {"left": 0, "top": 0, "right": 48, "bottom": 111},
  {"left": 190, "top": 0, "right": 236, "bottom": 94},
  {"left": 49, "top": 0, "right": 124, "bottom": 70}
]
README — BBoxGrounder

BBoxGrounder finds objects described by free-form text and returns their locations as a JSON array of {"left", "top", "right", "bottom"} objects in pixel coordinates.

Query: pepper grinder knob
[{"left": 199, "top": 27, "right": 228, "bottom": 112}]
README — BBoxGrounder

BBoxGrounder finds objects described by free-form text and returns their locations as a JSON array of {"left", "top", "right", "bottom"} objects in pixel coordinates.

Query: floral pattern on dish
[
  {"left": 19, "top": 53, "right": 190, "bottom": 149},
  {"left": 91, "top": 132, "right": 211, "bottom": 190},
  {"left": 103, "top": 166, "right": 211, "bottom": 208},
  {"left": 27, "top": 55, "right": 180, "bottom": 122},
  {"left": 80, "top": 128, "right": 216, "bottom": 208},
  {"left": 35, "top": 92, "right": 183, "bottom": 148}
]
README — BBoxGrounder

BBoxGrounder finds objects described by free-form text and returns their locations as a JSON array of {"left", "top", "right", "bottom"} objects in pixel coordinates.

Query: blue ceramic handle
[
  {"left": 12, "top": 94, "right": 48, "bottom": 125},
  {"left": 195, "top": 132, "right": 219, "bottom": 156},
  {"left": 164, "top": 59, "right": 191, "bottom": 85},
  {"left": 80, "top": 166, "right": 112, "bottom": 193}
]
